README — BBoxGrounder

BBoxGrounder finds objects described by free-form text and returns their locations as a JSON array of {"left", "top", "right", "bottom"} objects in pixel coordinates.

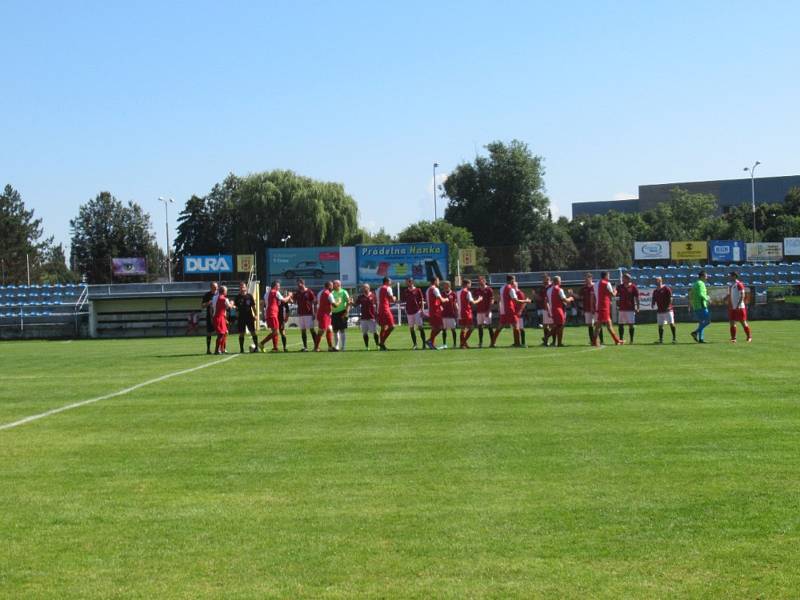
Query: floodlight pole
[
  {"left": 743, "top": 161, "right": 760, "bottom": 244},
  {"left": 433, "top": 162, "right": 439, "bottom": 220},
  {"left": 159, "top": 197, "right": 175, "bottom": 282}
]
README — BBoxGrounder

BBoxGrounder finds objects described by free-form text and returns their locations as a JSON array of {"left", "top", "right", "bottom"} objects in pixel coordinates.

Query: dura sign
[{"left": 183, "top": 255, "right": 234, "bottom": 274}]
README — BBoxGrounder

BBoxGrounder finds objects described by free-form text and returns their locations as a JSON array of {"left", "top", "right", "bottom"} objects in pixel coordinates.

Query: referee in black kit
[
  {"left": 201, "top": 281, "right": 219, "bottom": 354},
  {"left": 234, "top": 282, "right": 258, "bottom": 353}
]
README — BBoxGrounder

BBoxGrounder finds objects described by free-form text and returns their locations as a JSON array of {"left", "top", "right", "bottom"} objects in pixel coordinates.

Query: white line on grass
[{"left": 0, "top": 354, "right": 239, "bottom": 432}]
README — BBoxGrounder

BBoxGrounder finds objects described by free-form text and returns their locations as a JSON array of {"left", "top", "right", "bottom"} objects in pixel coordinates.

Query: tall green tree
[
  {"left": 1, "top": 184, "right": 44, "bottom": 283},
  {"left": 443, "top": 140, "right": 550, "bottom": 248},
  {"left": 0, "top": 184, "right": 74, "bottom": 284},
  {"left": 174, "top": 170, "right": 362, "bottom": 279},
  {"left": 70, "top": 192, "right": 162, "bottom": 283}
]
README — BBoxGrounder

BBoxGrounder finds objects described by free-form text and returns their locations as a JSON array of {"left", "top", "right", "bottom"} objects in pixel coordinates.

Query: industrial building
[{"left": 572, "top": 174, "right": 800, "bottom": 218}]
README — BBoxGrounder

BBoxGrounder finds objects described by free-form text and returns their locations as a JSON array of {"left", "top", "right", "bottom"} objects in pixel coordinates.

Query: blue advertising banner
[
  {"left": 709, "top": 240, "right": 746, "bottom": 263},
  {"left": 183, "top": 255, "right": 234, "bottom": 274},
  {"left": 266, "top": 247, "right": 340, "bottom": 288},
  {"left": 356, "top": 243, "right": 448, "bottom": 285}
]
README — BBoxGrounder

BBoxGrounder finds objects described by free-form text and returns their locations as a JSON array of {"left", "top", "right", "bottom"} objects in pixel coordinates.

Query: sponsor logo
[
  {"left": 184, "top": 256, "right": 233, "bottom": 273},
  {"left": 641, "top": 243, "right": 665, "bottom": 256}
]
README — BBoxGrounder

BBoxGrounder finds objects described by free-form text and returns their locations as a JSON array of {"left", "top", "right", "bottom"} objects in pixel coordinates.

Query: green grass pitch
[{"left": 1, "top": 322, "right": 798, "bottom": 598}]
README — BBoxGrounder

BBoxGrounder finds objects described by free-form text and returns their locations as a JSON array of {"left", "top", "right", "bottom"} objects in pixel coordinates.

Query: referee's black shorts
[
  {"left": 206, "top": 315, "right": 215, "bottom": 334},
  {"left": 332, "top": 312, "right": 348, "bottom": 332},
  {"left": 238, "top": 318, "right": 256, "bottom": 335}
]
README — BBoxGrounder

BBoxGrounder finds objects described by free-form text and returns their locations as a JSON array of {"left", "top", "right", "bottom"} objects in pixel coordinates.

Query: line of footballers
[{"left": 199, "top": 269, "right": 753, "bottom": 354}]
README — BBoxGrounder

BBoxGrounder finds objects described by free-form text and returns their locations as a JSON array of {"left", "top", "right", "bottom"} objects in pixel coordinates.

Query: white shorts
[
  {"left": 476, "top": 312, "right": 492, "bottom": 326},
  {"left": 442, "top": 317, "right": 457, "bottom": 330},
  {"left": 657, "top": 311, "right": 675, "bottom": 326},
  {"left": 537, "top": 309, "right": 544, "bottom": 318},
  {"left": 297, "top": 315, "right": 314, "bottom": 330},
  {"left": 360, "top": 319, "right": 377, "bottom": 334},
  {"left": 584, "top": 312, "right": 596, "bottom": 325},
  {"left": 618, "top": 310, "right": 636, "bottom": 325},
  {"left": 542, "top": 312, "right": 553, "bottom": 326},
  {"left": 518, "top": 317, "right": 525, "bottom": 328},
  {"left": 407, "top": 311, "right": 424, "bottom": 327}
]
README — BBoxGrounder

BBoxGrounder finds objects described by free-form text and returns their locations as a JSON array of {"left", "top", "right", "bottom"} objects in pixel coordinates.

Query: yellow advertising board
[
  {"left": 459, "top": 248, "right": 477, "bottom": 267},
  {"left": 670, "top": 241, "right": 707, "bottom": 261},
  {"left": 236, "top": 254, "right": 255, "bottom": 272}
]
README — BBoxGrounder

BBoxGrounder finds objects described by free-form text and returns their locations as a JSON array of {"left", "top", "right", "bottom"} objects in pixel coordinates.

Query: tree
[
  {"left": 568, "top": 212, "right": 636, "bottom": 268},
  {"left": 0, "top": 184, "right": 74, "bottom": 284},
  {"left": 1, "top": 184, "right": 44, "bottom": 283},
  {"left": 396, "top": 219, "right": 488, "bottom": 275},
  {"left": 70, "top": 192, "right": 162, "bottom": 283},
  {"left": 361, "top": 228, "right": 395, "bottom": 244},
  {"left": 643, "top": 188, "right": 718, "bottom": 241},
  {"left": 174, "top": 170, "right": 361, "bottom": 280},
  {"left": 36, "top": 243, "right": 75, "bottom": 283},
  {"left": 784, "top": 187, "right": 800, "bottom": 216},
  {"left": 443, "top": 140, "right": 550, "bottom": 247},
  {"left": 527, "top": 217, "right": 579, "bottom": 271}
]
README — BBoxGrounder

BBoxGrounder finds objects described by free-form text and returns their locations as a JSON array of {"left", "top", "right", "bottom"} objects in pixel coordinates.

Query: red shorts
[
  {"left": 552, "top": 308, "right": 566, "bottom": 325},
  {"left": 214, "top": 318, "right": 228, "bottom": 335},
  {"left": 458, "top": 318, "right": 473, "bottom": 328},
  {"left": 377, "top": 311, "right": 394, "bottom": 327},
  {"left": 728, "top": 308, "right": 747, "bottom": 322},
  {"left": 428, "top": 315, "right": 443, "bottom": 329},
  {"left": 596, "top": 310, "right": 611, "bottom": 323},
  {"left": 500, "top": 313, "right": 518, "bottom": 326},
  {"left": 266, "top": 315, "right": 280, "bottom": 330},
  {"left": 317, "top": 313, "right": 332, "bottom": 330}
]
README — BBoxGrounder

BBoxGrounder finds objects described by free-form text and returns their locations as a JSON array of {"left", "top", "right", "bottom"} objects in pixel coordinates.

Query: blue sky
[{"left": 2, "top": 1, "right": 798, "bottom": 252}]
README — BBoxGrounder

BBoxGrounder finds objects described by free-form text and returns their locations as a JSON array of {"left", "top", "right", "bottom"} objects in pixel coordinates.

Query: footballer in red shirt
[
  {"left": 313, "top": 280, "right": 340, "bottom": 352},
  {"left": 259, "top": 281, "right": 291, "bottom": 353},
  {"left": 490, "top": 275, "right": 526, "bottom": 348},
  {"left": 355, "top": 283, "right": 380, "bottom": 349},
  {"left": 402, "top": 278, "right": 427, "bottom": 349},
  {"left": 212, "top": 285, "right": 234, "bottom": 354},
  {"left": 425, "top": 276, "right": 448, "bottom": 349},
  {"left": 580, "top": 273, "right": 602, "bottom": 345},
  {"left": 546, "top": 275, "right": 574, "bottom": 347},
  {"left": 538, "top": 274, "right": 553, "bottom": 346},
  {"left": 457, "top": 278, "right": 483, "bottom": 348},
  {"left": 475, "top": 276, "right": 494, "bottom": 347},
  {"left": 593, "top": 271, "right": 623, "bottom": 346},
  {"left": 726, "top": 271, "right": 752, "bottom": 343},
  {"left": 616, "top": 273, "right": 640, "bottom": 343},
  {"left": 441, "top": 280, "right": 458, "bottom": 348},
  {"left": 514, "top": 285, "right": 532, "bottom": 347},
  {"left": 651, "top": 276, "right": 676, "bottom": 344},
  {"left": 376, "top": 276, "right": 396, "bottom": 350},
  {"left": 294, "top": 279, "right": 317, "bottom": 351}
]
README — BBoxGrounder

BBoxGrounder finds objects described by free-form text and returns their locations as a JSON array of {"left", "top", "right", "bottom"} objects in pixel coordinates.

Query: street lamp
[
  {"left": 281, "top": 234, "right": 291, "bottom": 247},
  {"left": 743, "top": 161, "right": 761, "bottom": 243},
  {"left": 433, "top": 162, "right": 439, "bottom": 220},
  {"left": 158, "top": 197, "right": 175, "bottom": 282}
]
